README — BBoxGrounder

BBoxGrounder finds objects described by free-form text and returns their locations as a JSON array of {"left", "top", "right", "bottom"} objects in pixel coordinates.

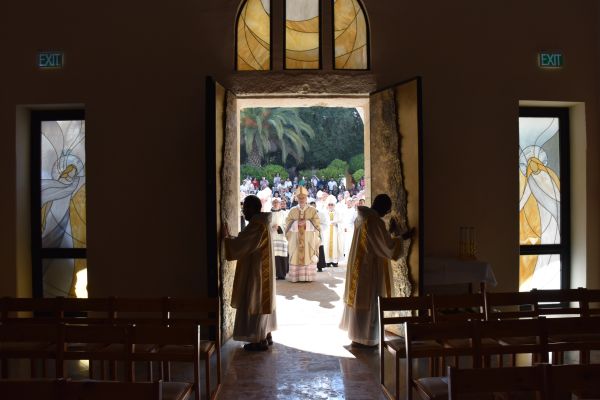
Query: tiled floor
[{"left": 216, "top": 264, "right": 390, "bottom": 399}]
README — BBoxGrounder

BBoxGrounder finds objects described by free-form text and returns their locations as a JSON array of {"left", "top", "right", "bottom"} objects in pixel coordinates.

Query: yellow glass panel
[
  {"left": 286, "top": 0, "right": 319, "bottom": 69},
  {"left": 237, "top": 0, "right": 270, "bottom": 71},
  {"left": 70, "top": 184, "right": 87, "bottom": 248},
  {"left": 43, "top": 258, "right": 87, "bottom": 298},
  {"left": 334, "top": 0, "right": 368, "bottom": 69},
  {"left": 519, "top": 254, "right": 538, "bottom": 290}
]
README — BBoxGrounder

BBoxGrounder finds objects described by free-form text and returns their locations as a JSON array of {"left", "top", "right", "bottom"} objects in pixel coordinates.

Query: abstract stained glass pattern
[
  {"left": 237, "top": 0, "right": 271, "bottom": 71},
  {"left": 41, "top": 120, "right": 87, "bottom": 297},
  {"left": 286, "top": 0, "right": 320, "bottom": 69},
  {"left": 43, "top": 258, "right": 88, "bottom": 298},
  {"left": 519, "top": 117, "right": 561, "bottom": 291},
  {"left": 334, "top": 0, "right": 367, "bottom": 69}
]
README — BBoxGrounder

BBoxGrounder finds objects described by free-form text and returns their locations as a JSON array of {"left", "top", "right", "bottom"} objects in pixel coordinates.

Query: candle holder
[{"left": 458, "top": 226, "right": 477, "bottom": 259}]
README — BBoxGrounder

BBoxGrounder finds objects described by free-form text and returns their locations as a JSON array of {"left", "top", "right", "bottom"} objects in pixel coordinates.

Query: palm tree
[{"left": 240, "top": 108, "right": 315, "bottom": 167}]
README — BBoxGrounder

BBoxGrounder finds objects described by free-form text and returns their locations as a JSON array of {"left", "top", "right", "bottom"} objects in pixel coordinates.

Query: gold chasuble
[{"left": 343, "top": 206, "right": 402, "bottom": 309}]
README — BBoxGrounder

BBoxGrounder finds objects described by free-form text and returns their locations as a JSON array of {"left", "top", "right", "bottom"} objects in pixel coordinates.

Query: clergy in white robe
[
  {"left": 340, "top": 194, "right": 411, "bottom": 347},
  {"left": 322, "top": 195, "right": 344, "bottom": 267},
  {"left": 224, "top": 195, "right": 277, "bottom": 350},
  {"left": 285, "top": 186, "right": 321, "bottom": 282},
  {"left": 270, "top": 198, "right": 289, "bottom": 280},
  {"left": 340, "top": 198, "right": 357, "bottom": 263}
]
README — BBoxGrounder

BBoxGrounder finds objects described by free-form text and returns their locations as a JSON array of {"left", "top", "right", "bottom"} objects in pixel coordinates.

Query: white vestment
[
  {"left": 340, "top": 206, "right": 408, "bottom": 346},
  {"left": 322, "top": 209, "right": 344, "bottom": 264},
  {"left": 225, "top": 212, "right": 277, "bottom": 342},
  {"left": 341, "top": 206, "right": 357, "bottom": 262}
]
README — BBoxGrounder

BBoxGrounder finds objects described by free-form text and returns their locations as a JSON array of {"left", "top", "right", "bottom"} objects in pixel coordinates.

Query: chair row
[
  {"left": 406, "top": 317, "right": 600, "bottom": 400},
  {"left": 448, "top": 363, "right": 600, "bottom": 400},
  {"left": 379, "top": 290, "right": 600, "bottom": 400},
  {"left": 0, "top": 378, "right": 191, "bottom": 400},
  {"left": 0, "top": 323, "right": 204, "bottom": 400},
  {"left": 0, "top": 296, "right": 221, "bottom": 399}
]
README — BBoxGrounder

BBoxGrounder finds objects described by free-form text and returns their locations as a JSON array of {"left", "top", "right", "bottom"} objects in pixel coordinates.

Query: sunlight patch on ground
[{"left": 274, "top": 266, "right": 354, "bottom": 358}]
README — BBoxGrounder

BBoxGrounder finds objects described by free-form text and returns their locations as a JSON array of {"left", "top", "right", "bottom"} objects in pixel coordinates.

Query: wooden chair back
[
  {"left": 0, "top": 378, "right": 164, "bottom": 400},
  {"left": 484, "top": 291, "right": 538, "bottom": 321},
  {"left": 378, "top": 295, "right": 434, "bottom": 400},
  {"left": 130, "top": 325, "right": 200, "bottom": 400},
  {"left": 479, "top": 317, "right": 549, "bottom": 362},
  {"left": 0, "top": 323, "right": 62, "bottom": 378},
  {"left": 111, "top": 298, "right": 169, "bottom": 325},
  {"left": 431, "top": 293, "right": 486, "bottom": 322},
  {"left": 0, "top": 378, "right": 62, "bottom": 399},
  {"left": 582, "top": 288, "right": 600, "bottom": 317},
  {"left": 164, "top": 297, "right": 221, "bottom": 399},
  {"left": 547, "top": 363, "right": 600, "bottom": 400},
  {"left": 448, "top": 364, "right": 548, "bottom": 399},
  {"left": 404, "top": 320, "right": 481, "bottom": 400},
  {"left": 0, "top": 297, "right": 62, "bottom": 324},
  {"left": 64, "top": 379, "right": 163, "bottom": 400},
  {"left": 59, "top": 297, "right": 115, "bottom": 325},
  {"left": 532, "top": 288, "right": 586, "bottom": 317}
]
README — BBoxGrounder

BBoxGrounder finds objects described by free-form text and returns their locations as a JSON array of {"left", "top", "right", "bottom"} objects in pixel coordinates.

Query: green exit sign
[
  {"left": 38, "top": 51, "right": 64, "bottom": 69},
  {"left": 538, "top": 51, "right": 563, "bottom": 68}
]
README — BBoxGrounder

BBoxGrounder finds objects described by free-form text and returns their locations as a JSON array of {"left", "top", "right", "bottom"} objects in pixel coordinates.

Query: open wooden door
[
  {"left": 206, "top": 77, "right": 239, "bottom": 340},
  {"left": 369, "top": 77, "right": 423, "bottom": 295}
]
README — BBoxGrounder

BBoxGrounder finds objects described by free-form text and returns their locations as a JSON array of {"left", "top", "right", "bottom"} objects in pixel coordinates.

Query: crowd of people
[{"left": 240, "top": 173, "right": 366, "bottom": 212}]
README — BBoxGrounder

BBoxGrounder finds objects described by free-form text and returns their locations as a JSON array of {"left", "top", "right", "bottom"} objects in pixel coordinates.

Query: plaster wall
[{"left": 0, "top": 0, "right": 598, "bottom": 296}]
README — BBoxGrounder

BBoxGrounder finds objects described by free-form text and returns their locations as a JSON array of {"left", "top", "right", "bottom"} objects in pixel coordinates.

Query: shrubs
[
  {"left": 352, "top": 169, "right": 364, "bottom": 182},
  {"left": 240, "top": 164, "right": 288, "bottom": 183},
  {"left": 348, "top": 154, "right": 364, "bottom": 173}
]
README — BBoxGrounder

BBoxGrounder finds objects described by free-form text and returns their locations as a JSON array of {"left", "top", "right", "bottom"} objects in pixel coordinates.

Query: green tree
[
  {"left": 240, "top": 108, "right": 315, "bottom": 167},
  {"left": 261, "top": 164, "right": 288, "bottom": 183},
  {"left": 352, "top": 168, "right": 364, "bottom": 182},
  {"left": 348, "top": 153, "right": 364, "bottom": 173},
  {"left": 297, "top": 107, "right": 364, "bottom": 170},
  {"left": 240, "top": 164, "right": 262, "bottom": 182},
  {"left": 319, "top": 159, "right": 348, "bottom": 180}
]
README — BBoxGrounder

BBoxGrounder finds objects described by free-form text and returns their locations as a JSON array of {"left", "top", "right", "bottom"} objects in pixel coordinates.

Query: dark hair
[
  {"left": 372, "top": 194, "right": 392, "bottom": 215},
  {"left": 243, "top": 195, "right": 262, "bottom": 213}
]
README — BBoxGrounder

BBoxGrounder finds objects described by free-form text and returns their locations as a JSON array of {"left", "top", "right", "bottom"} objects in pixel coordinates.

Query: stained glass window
[
  {"left": 41, "top": 120, "right": 87, "bottom": 249},
  {"left": 285, "top": 0, "right": 320, "bottom": 69},
  {"left": 43, "top": 258, "right": 88, "bottom": 298},
  {"left": 334, "top": 0, "right": 368, "bottom": 69},
  {"left": 34, "top": 113, "right": 87, "bottom": 298},
  {"left": 518, "top": 109, "right": 569, "bottom": 292},
  {"left": 237, "top": 0, "right": 271, "bottom": 71}
]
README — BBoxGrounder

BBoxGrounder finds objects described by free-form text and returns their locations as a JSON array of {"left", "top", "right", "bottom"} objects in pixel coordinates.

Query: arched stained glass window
[
  {"left": 285, "top": 0, "right": 320, "bottom": 69},
  {"left": 334, "top": 0, "right": 368, "bottom": 69},
  {"left": 237, "top": 0, "right": 271, "bottom": 71}
]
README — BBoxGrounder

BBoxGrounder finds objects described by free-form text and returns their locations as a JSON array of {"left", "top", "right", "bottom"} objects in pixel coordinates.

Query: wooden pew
[
  {"left": 405, "top": 320, "right": 480, "bottom": 400},
  {"left": 0, "top": 378, "right": 191, "bottom": 400},
  {"left": 129, "top": 325, "right": 200, "bottom": 400},
  {"left": 448, "top": 364, "right": 548, "bottom": 400},
  {"left": 61, "top": 323, "right": 198, "bottom": 399},
  {"left": 164, "top": 297, "right": 221, "bottom": 399},
  {"left": 0, "top": 323, "right": 61, "bottom": 378},
  {"left": 378, "top": 295, "right": 435, "bottom": 400},
  {"left": 547, "top": 364, "right": 600, "bottom": 400},
  {"left": 0, "top": 295, "right": 222, "bottom": 396}
]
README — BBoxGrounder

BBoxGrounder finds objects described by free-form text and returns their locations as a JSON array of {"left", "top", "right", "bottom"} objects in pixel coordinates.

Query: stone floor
[{"left": 215, "top": 264, "right": 390, "bottom": 400}]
